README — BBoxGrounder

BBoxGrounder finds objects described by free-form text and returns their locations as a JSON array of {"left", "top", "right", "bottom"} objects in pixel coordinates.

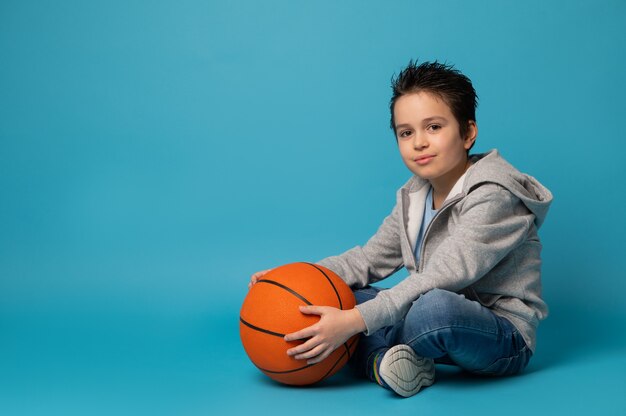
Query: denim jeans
[{"left": 350, "top": 286, "right": 532, "bottom": 379}]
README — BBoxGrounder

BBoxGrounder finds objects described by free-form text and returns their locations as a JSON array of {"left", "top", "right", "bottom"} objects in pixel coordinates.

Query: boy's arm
[
  {"left": 356, "top": 184, "right": 534, "bottom": 335},
  {"left": 317, "top": 199, "right": 405, "bottom": 288},
  {"left": 283, "top": 197, "right": 404, "bottom": 364}
]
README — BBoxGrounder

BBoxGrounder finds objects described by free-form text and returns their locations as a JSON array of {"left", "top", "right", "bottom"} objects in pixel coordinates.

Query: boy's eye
[
  {"left": 399, "top": 130, "right": 412, "bottom": 138},
  {"left": 427, "top": 124, "right": 441, "bottom": 132}
]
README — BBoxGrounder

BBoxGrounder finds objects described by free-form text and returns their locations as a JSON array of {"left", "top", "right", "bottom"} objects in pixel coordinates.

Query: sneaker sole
[{"left": 379, "top": 344, "right": 435, "bottom": 397}]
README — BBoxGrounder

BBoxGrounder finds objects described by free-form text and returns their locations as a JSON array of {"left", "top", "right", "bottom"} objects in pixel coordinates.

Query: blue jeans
[{"left": 350, "top": 287, "right": 532, "bottom": 379}]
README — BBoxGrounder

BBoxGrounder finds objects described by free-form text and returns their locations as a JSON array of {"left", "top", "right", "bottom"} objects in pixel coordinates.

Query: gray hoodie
[{"left": 318, "top": 149, "right": 553, "bottom": 352}]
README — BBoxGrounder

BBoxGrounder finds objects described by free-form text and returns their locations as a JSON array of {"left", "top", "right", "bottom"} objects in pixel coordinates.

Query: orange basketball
[{"left": 240, "top": 262, "right": 359, "bottom": 385}]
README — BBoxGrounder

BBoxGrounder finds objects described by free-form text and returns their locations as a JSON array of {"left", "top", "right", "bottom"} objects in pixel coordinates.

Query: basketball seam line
[
  {"left": 302, "top": 263, "right": 353, "bottom": 361},
  {"left": 303, "top": 262, "right": 343, "bottom": 310},
  {"left": 255, "top": 336, "right": 359, "bottom": 377},
  {"left": 256, "top": 362, "right": 315, "bottom": 374},
  {"left": 315, "top": 336, "right": 359, "bottom": 384},
  {"left": 256, "top": 279, "right": 313, "bottom": 305},
  {"left": 240, "top": 317, "right": 285, "bottom": 338}
]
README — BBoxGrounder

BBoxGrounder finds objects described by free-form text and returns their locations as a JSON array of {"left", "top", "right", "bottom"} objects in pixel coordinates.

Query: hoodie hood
[
  {"left": 464, "top": 149, "right": 553, "bottom": 228},
  {"left": 402, "top": 149, "right": 553, "bottom": 229}
]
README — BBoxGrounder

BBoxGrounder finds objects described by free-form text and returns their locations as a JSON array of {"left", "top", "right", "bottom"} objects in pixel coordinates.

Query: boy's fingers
[
  {"left": 256, "top": 268, "right": 273, "bottom": 277},
  {"left": 249, "top": 268, "right": 274, "bottom": 287},
  {"left": 250, "top": 268, "right": 273, "bottom": 282},
  {"left": 299, "top": 305, "right": 325, "bottom": 315},
  {"left": 284, "top": 325, "right": 316, "bottom": 342},
  {"left": 294, "top": 344, "right": 326, "bottom": 360},
  {"left": 286, "top": 337, "right": 319, "bottom": 356},
  {"left": 307, "top": 348, "right": 331, "bottom": 364},
  {"left": 284, "top": 330, "right": 306, "bottom": 343}
]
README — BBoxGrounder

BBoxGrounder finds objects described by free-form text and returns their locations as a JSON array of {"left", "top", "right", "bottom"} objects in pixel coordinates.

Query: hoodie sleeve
[
  {"left": 355, "top": 183, "right": 534, "bottom": 335},
  {"left": 317, "top": 199, "right": 405, "bottom": 289}
]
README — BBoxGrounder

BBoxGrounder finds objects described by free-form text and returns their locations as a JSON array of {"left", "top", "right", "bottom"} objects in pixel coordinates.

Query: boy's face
[{"left": 393, "top": 91, "right": 476, "bottom": 188}]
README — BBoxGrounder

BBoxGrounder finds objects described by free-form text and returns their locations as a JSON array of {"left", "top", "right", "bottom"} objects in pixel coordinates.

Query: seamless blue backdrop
[{"left": 1, "top": 1, "right": 625, "bottom": 415}]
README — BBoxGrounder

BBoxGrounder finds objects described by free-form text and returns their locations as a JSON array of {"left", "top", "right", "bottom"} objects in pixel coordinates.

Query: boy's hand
[
  {"left": 284, "top": 306, "right": 366, "bottom": 364},
  {"left": 248, "top": 268, "right": 273, "bottom": 289}
]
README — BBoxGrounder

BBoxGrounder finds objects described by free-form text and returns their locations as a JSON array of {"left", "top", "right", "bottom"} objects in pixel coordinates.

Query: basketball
[{"left": 240, "top": 262, "right": 359, "bottom": 385}]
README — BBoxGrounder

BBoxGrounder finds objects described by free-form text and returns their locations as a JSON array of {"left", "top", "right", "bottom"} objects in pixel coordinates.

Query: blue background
[{"left": 1, "top": 1, "right": 625, "bottom": 414}]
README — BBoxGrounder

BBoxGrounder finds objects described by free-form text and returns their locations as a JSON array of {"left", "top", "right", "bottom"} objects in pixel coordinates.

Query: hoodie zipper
[{"left": 416, "top": 194, "right": 464, "bottom": 273}]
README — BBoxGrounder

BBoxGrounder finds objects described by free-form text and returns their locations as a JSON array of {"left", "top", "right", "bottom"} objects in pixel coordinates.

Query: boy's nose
[{"left": 412, "top": 133, "right": 428, "bottom": 149}]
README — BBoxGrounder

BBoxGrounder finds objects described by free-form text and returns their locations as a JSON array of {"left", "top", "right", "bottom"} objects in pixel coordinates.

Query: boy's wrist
[{"left": 348, "top": 307, "right": 367, "bottom": 334}]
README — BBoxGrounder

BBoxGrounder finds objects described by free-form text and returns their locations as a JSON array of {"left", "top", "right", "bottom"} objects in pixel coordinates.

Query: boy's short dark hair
[{"left": 390, "top": 60, "right": 478, "bottom": 145}]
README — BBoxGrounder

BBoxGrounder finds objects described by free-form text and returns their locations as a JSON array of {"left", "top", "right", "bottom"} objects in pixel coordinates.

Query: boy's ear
[{"left": 464, "top": 121, "right": 478, "bottom": 150}]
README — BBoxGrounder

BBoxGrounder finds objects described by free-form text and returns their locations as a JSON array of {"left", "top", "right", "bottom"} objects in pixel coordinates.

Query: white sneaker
[{"left": 379, "top": 344, "right": 435, "bottom": 397}]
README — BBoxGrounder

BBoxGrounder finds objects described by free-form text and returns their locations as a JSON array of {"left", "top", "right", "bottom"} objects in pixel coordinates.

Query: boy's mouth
[{"left": 414, "top": 154, "right": 435, "bottom": 165}]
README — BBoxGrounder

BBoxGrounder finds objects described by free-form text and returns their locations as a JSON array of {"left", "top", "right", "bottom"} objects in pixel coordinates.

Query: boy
[{"left": 249, "top": 60, "right": 553, "bottom": 397}]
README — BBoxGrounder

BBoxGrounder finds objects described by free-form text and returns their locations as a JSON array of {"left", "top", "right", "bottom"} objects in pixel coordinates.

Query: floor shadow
[{"left": 252, "top": 365, "right": 368, "bottom": 390}]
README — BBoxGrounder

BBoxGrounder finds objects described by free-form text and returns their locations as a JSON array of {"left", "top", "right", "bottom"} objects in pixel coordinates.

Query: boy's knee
[
  {"left": 413, "top": 288, "right": 462, "bottom": 310},
  {"left": 405, "top": 289, "right": 468, "bottom": 328},
  {"left": 399, "top": 289, "right": 482, "bottom": 350}
]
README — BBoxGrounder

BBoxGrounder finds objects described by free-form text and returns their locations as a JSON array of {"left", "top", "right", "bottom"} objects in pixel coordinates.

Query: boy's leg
[
  {"left": 395, "top": 289, "right": 532, "bottom": 376},
  {"left": 349, "top": 286, "right": 397, "bottom": 379},
  {"left": 350, "top": 286, "right": 435, "bottom": 397}
]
